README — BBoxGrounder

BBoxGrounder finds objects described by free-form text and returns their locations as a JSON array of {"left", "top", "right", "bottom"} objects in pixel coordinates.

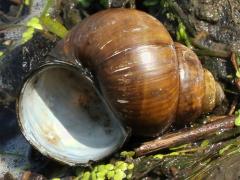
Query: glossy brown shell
[
  {"left": 175, "top": 43, "right": 204, "bottom": 126},
  {"left": 60, "top": 9, "right": 208, "bottom": 137}
]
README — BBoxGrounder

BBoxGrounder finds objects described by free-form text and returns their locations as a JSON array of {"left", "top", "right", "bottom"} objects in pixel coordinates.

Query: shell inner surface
[{"left": 18, "top": 65, "right": 127, "bottom": 165}]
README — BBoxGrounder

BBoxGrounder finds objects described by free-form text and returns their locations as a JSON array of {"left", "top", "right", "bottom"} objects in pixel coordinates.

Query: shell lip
[{"left": 16, "top": 61, "right": 130, "bottom": 166}]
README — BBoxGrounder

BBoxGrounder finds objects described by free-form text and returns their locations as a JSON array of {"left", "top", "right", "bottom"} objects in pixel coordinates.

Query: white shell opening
[{"left": 18, "top": 64, "right": 127, "bottom": 166}]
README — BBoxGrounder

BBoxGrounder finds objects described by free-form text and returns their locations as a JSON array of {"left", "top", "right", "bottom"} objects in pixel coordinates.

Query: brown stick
[
  {"left": 228, "top": 96, "right": 238, "bottom": 115},
  {"left": 190, "top": 35, "right": 231, "bottom": 59},
  {"left": 230, "top": 52, "right": 238, "bottom": 71},
  {"left": 135, "top": 116, "right": 236, "bottom": 156},
  {"left": 230, "top": 52, "right": 240, "bottom": 91}
]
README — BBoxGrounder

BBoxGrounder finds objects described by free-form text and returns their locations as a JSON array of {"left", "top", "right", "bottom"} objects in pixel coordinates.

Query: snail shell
[
  {"left": 61, "top": 8, "right": 224, "bottom": 136},
  {"left": 17, "top": 8, "right": 224, "bottom": 165}
]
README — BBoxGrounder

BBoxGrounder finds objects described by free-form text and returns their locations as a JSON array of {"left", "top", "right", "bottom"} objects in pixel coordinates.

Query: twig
[
  {"left": 230, "top": 52, "right": 240, "bottom": 90},
  {"left": 228, "top": 96, "right": 238, "bottom": 115},
  {"left": 168, "top": 0, "right": 196, "bottom": 36},
  {"left": 194, "top": 49, "right": 230, "bottom": 58},
  {"left": 190, "top": 38, "right": 231, "bottom": 58},
  {"left": 203, "top": 115, "right": 227, "bottom": 124},
  {"left": 230, "top": 52, "right": 238, "bottom": 70},
  {"left": 224, "top": 89, "right": 240, "bottom": 95},
  {"left": 16, "top": 3, "right": 24, "bottom": 18},
  {"left": 135, "top": 116, "right": 236, "bottom": 156},
  {"left": 189, "top": 33, "right": 231, "bottom": 58}
]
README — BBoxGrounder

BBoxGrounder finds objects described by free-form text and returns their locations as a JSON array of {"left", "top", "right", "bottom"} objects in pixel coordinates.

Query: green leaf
[
  {"left": 0, "top": 51, "right": 4, "bottom": 57},
  {"left": 115, "top": 161, "right": 125, "bottom": 167},
  {"left": 127, "top": 173, "right": 133, "bottom": 179},
  {"left": 24, "top": 0, "right": 30, "bottom": 5},
  {"left": 107, "top": 170, "right": 115, "bottom": 179},
  {"left": 127, "top": 163, "right": 134, "bottom": 170},
  {"left": 235, "top": 115, "right": 240, "bottom": 126},
  {"left": 143, "top": 0, "right": 159, "bottom": 6},
  {"left": 41, "top": 0, "right": 53, "bottom": 16},
  {"left": 219, "top": 144, "right": 234, "bottom": 155},
  {"left": 97, "top": 165, "right": 106, "bottom": 172},
  {"left": 82, "top": 171, "right": 90, "bottom": 180},
  {"left": 200, "top": 140, "right": 209, "bottom": 148},
  {"left": 27, "top": 17, "right": 43, "bottom": 30},
  {"left": 120, "top": 151, "right": 135, "bottom": 158},
  {"left": 100, "top": 0, "right": 108, "bottom": 8},
  {"left": 236, "top": 109, "right": 240, "bottom": 115},
  {"left": 91, "top": 171, "right": 97, "bottom": 180},
  {"left": 78, "top": 0, "right": 92, "bottom": 8},
  {"left": 114, "top": 169, "right": 126, "bottom": 180},
  {"left": 236, "top": 69, "right": 240, "bottom": 78},
  {"left": 153, "top": 154, "right": 164, "bottom": 159},
  {"left": 96, "top": 170, "right": 107, "bottom": 178},
  {"left": 21, "top": 27, "right": 35, "bottom": 43},
  {"left": 105, "top": 164, "right": 114, "bottom": 170},
  {"left": 170, "top": 144, "right": 189, "bottom": 150},
  {"left": 117, "top": 163, "right": 128, "bottom": 171},
  {"left": 169, "top": 152, "right": 181, "bottom": 156},
  {"left": 177, "top": 22, "right": 191, "bottom": 47},
  {"left": 40, "top": 15, "right": 68, "bottom": 38}
]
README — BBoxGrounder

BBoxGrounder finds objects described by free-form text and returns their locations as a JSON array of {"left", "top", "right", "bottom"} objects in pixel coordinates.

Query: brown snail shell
[
  {"left": 61, "top": 8, "right": 224, "bottom": 136},
  {"left": 17, "top": 8, "right": 224, "bottom": 165}
]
